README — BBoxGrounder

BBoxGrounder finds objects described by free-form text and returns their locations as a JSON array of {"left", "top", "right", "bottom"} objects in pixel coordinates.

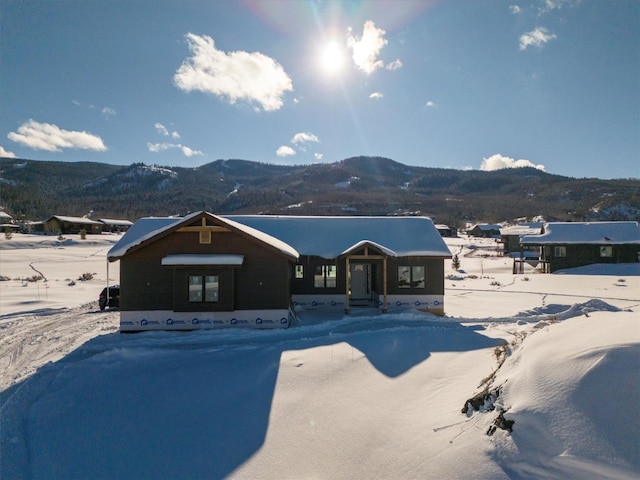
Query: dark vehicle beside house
[{"left": 99, "top": 285, "right": 120, "bottom": 310}]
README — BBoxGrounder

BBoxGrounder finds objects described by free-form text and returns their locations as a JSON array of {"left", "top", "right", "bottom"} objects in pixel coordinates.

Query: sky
[{"left": 1, "top": 0, "right": 638, "bottom": 179}]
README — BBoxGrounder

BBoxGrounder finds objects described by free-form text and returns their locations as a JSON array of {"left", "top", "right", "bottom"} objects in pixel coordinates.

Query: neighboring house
[
  {"left": 468, "top": 224, "right": 501, "bottom": 238},
  {"left": 107, "top": 211, "right": 452, "bottom": 332},
  {"left": 34, "top": 215, "right": 103, "bottom": 235},
  {"left": 435, "top": 224, "right": 457, "bottom": 237},
  {"left": 98, "top": 218, "right": 133, "bottom": 233},
  {"left": 0, "top": 211, "right": 19, "bottom": 232},
  {"left": 0, "top": 211, "right": 13, "bottom": 224},
  {"left": 500, "top": 223, "right": 543, "bottom": 255},
  {"left": 520, "top": 221, "right": 640, "bottom": 273}
]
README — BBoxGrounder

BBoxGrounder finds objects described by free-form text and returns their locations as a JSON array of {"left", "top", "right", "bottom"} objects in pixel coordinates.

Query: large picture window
[
  {"left": 314, "top": 265, "right": 337, "bottom": 288},
  {"left": 398, "top": 265, "right": 425, "bottom": 288},
  {"left": 189, "top": 275, "right": 219, "bottom": 302}
]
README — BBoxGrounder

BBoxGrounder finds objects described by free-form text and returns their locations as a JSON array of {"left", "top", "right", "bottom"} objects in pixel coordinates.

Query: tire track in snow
[{"left": 0, "top": 303, "right": 119, "bottom": 392}]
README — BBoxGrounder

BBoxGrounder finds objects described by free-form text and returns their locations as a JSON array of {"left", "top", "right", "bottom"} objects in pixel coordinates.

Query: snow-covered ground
[{"left": 0, "top": 233, "right": 638, "bottom": 479}]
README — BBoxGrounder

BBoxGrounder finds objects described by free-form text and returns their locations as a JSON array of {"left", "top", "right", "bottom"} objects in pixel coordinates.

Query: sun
[{"left": 320, "top": 41, "right": 346, "bottom": 74}]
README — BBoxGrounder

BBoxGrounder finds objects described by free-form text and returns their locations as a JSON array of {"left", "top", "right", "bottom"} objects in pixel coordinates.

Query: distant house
[
  {"left": 520, "top": 221, "right": 640, "bottom": 273},
  {"left": 0, "top": 211, "right": 13, "bottom": 224},
  {"left": 0, "top": 211, "right": 19, "bottom": 232},
  {"left": 435, "top": 224, "right": 457, "bottom": 237},
  {"left": 500, "top": 223, "right": 543, "bottom": 255},
  {"left": 107, "top": 212, "right": 452, "bottom": 332},
  {"left": 98, "top": 218, "right": 133, "bottom": 233},
  {"left": 468, "top": 224, "right": 501, "bottom": 238},
  {"left": 36, "top": 215, "right": 103, "bottom": 235}
]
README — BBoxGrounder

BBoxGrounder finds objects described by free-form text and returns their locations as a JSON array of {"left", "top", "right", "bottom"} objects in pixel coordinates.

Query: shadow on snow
[{"left": 1, "top": 313, "right": 502, "bottom": 480}]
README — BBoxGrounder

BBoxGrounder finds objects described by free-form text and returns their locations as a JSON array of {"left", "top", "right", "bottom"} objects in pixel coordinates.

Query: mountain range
[{"left": 1, "top": 156, "right": 638, "bottom": 228}]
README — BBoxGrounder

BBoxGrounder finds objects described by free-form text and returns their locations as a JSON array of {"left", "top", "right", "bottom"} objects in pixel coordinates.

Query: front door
[{"left": 350, "top": 263, "right": 371, "bottom": 304}]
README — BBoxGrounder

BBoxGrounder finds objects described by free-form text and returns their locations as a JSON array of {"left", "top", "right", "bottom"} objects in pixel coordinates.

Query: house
[
  {"left": 435, "top": 224, "right": 457, "bottom": 237},
  {"left": 468, "top": 224, "right": 501, "bottom": 238},
  {"left": 0, "top": 211, "right": 13, "bottom": 225},
  {"left": 0, "top": 211, "right": 19, "bottom": 232},
  {"left": 500, "top": 223, "right": 543, "bottom": 255},
  {"left": 520, "top": 221, "right": 640, "bottom": 273},
  {"left": 98, "top": 218, "right": 133, "bottom": 233},
  {"left": 36, "top": 215, "right": 103, "bottom": 235},
  {"left": 107, "top": 212, "right": 452, "bottom": 331}
]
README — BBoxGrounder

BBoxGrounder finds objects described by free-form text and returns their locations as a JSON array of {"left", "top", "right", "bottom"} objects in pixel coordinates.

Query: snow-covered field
[{"left": 0, "top": 233, "right": 638, "bottom": 479}]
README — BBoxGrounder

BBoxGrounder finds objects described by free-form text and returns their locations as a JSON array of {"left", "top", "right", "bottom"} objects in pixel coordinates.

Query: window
[
  {"left": 314, "top": 265, "right": 336, "bottom": 288},
  {"left": 295, "top": 265, "right": 304, "bottom": 279},
  {"left": 600, "top": 246, "right": 613, "bottom": 258},
  {"left": 554, "top": 246, "right": 566, "bottom": 257},
  {"left": 398, "top": 265, "right": 425, "bottom": 288},
  {"left": 189, "top": 275, "right": 219, "bottom": 302}
]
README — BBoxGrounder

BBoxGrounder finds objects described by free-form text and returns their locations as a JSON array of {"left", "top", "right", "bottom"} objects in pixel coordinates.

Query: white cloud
[
  {"left": 276, "top": 145, "right": 296, "bottom": 157},
  {"left": 314, "top": 153, "right": 324, "bottom": 161},
  {"left": 155, "top": 122, "right": 180, "bottom": 139},
  {"left": 147, "top": 142, "right": 203, "bottom": 157},
  {"left": 370, "top": 92, "right": 383, "bottom": 99},
  {"left": 155, "top": 123, "right": 169, "bottom": 136},
  {"left": 509, "top": 5, "right": 521, "bottom": 14},
  {"left": 519, "top": 27, "right": 557, "bottom": 50},
  {"left": 180, "top": 145, "right": 203, "bottom": 157},
  {"left": 386, "top": 59, "right": 402, "bottom": 70},
  {"left": 540, "top": 0, "right": 571, "bottom": 14},
  {"left": 0, "top": 145, "right": 16, "bottom": 158},
  {"left": 480, "top": 153, "right": 546, "bottom": 172},
  {"left": 174, "top": 33, "right": 293, "bottom": 112},
  {"left": 291, "top": 132, "right": 319, "bottom": 145},
  {"left": 425, "top": 100, "right": 436, "bottom": 108},
  {"left": 101, "top": 107, "right": 117, "bottom": 117},
  {"left": 347, "top": 21, "right": 388, "bottom": 74},
  {"left": 7, "top": 119, "right": 107, "bottom": 152}
]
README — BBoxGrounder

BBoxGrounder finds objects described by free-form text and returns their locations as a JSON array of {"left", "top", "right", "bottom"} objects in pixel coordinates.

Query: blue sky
[{"left": 1, "top": 0, "right": 638, "bottom": 179}]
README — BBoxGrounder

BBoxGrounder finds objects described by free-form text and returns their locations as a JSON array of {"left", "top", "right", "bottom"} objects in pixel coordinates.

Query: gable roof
[
  {"left": 47, "top": 215, "right": 102, "bottom": 225},
  {"left": 108, "top": 213, "right": 452, "bottom": 262},
  {"left": 520, "top": 221, "right": 640, "bottom": 245},
  {"left": 470, "top": 223, "right": 501, "bottom": 231},
  {"left": 225, "top": 215, "right": 452, "bottom": 259},
  {"left": 107, "top": 211, "right": 299, "bottom": 261}
]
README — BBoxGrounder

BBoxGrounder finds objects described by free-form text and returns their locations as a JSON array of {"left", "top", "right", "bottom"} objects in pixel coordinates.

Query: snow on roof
[
  {"left": 341, "top": 240, "right": 397, "bottom": 257},
  {"left": 108, "top": 213, "right": 451, "bottom": 261},
  {"left": 500, "top": 224, "right": 544, "bottom": 236},
  {"left": 107, "top": 215, "right": 187, "bottom": 260},
  {"left": 520, "top": 221, "right": 640, "bottom": 245},
  {"left": 471, "top": 223, "right": 502, "bottom": 231},
  {"left": 161, "top": 254, "right": 244, "bottom": 266},
  {"left": 107, "top": 212, "right": 299, "bottom": 261},
  {"left": 0, "top": 211, "right": 12, "bottom": 219},
  {"left": 48, "top": 215, "right": 103, "bottom": 225},
  {"left": 98, "top": 219, "right": 133, "bottom": 226},
  {"left": 225, "top": 215, "right": 452, "bottom": 259}
]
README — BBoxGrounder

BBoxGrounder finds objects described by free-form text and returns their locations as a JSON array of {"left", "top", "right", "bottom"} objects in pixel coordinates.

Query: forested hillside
[{"left": 1, "top": 156, "right": 638, "bottom": 227}]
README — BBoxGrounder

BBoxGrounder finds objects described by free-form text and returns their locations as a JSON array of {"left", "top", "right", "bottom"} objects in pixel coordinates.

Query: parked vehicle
[{"left": 99, "top": 285, "right": 120, "bottom": 311}]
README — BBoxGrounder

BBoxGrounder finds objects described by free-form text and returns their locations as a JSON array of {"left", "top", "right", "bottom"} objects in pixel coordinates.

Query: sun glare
[{"left": 320, "top": 41, "right": 345, "bottom": 74}]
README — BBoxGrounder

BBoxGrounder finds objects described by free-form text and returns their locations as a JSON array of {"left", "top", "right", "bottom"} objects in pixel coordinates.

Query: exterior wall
[
  {"left": 120, "top": 308, "right": 292, "bottom": 332},
  {"left": 119, "top": 229, "right": 293, "bottom": 314},
  {"left": 292, "top": 294, "right": 445, "bottom": 315},
  {"left": 292, "top": 256, "right": 444, "bottom": 297},
  {"left": 542, "top": 244, "right": 640, "bottom": 272},
  {"left": 290, "top": 255, "right": 446, "bottom": 315}
]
